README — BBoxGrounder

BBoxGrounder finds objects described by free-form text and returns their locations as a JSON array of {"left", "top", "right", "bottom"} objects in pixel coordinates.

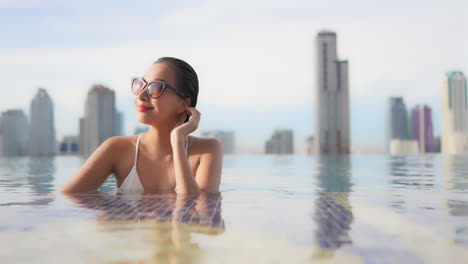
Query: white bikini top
[{"left": 116, "top": 133, "right": 189, "bottom": 194}]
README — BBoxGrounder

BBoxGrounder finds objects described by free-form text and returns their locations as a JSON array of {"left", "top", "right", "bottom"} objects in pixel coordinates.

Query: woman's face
[{"left": 134, "top": 62, "right": 185, "bottom": 126}]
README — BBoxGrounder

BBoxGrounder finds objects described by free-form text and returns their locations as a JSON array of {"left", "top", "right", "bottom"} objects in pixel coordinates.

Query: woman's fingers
[{"left": 186, "top": 107, "right": 200, "bottom": 120}]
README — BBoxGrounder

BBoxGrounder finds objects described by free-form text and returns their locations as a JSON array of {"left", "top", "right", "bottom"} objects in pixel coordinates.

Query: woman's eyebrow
[{"left": 144, "top": 77, "right": 166, "bottom": 83}]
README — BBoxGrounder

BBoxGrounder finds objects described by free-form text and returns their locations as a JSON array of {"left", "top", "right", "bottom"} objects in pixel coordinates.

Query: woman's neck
[{"left": 144, "top": 125, "right": 176, "bottom": 157}]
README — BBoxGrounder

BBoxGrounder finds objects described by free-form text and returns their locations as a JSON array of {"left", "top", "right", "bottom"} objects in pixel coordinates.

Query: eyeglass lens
[{"left": 132, "top": 79, "right": 164, "bottom": 98}]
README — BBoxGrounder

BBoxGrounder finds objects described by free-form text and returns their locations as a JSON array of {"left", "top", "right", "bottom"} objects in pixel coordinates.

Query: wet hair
[{"left": 153, "top": 57, "right": 199, "bottom": 123}]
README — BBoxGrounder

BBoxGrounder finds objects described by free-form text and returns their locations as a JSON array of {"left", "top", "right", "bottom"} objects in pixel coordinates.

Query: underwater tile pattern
[{"left": 67, "top": 194, "right": 225, "bottom": 228}]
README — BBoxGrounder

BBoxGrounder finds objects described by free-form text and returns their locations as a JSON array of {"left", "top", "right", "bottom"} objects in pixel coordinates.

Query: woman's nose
[{"left": 137, "top": 87, "right": 150, "bottom": 101}]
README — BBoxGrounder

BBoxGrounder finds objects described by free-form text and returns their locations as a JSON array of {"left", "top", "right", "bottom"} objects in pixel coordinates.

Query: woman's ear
[{"left": 185, "top": 98, "right": 192, "bottom": 107}]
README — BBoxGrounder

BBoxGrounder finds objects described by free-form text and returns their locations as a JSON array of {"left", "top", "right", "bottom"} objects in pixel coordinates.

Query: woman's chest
[{"left": 114, "top": 152, "right": 200, "bottom": 191}]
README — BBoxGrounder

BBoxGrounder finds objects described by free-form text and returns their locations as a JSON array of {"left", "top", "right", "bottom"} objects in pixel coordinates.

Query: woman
[{"left": 60, "top": 57, "right": 223, "bottom": 198}]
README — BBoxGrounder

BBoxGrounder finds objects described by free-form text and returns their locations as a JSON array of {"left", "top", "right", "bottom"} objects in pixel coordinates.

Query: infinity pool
[{"left": 0, "top": 154, "right": 467, "bottom": 263}]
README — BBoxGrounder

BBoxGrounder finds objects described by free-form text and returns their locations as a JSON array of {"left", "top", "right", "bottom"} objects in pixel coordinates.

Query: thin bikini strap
[{"left": 134, "top": 134, "right": 142, "bottom": 166}]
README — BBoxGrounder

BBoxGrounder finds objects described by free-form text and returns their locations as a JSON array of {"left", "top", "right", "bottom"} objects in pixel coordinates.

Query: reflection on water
[
  {"left": 0, "top": 157, "right": 55, "bottom": 207},
  {"left": 389, "top": 155, "right": 435, "bottom": 189},
  {"left": 444, "top": 154, "right": 468, "bottom": 193},
  {"left": 64, "top": 192, "right": 225, "bottom": 263},
  {"left": 443, "top": 155, "right": 468, "bottom": 245},
  {"left": 27, "top": 157, "right": 55, "bottom": 195},
  {"left": 66, "top": 193, "right": 225, "bottom": 227},
  {"left": 313, "top": 156, "right": 353, "bottom": 255}
]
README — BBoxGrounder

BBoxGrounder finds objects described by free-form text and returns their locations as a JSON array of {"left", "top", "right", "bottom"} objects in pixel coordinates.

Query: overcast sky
[{"left": 0, "top": 0, "right": 467, "bottom": 153}]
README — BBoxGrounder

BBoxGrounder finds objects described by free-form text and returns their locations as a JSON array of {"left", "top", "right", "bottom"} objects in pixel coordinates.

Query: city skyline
[
  {"left": 1, "top": 70, "right": 467, "bottom": 155},
  {"left": 1, "top": 0, "right": 466, "bottom": 153}
]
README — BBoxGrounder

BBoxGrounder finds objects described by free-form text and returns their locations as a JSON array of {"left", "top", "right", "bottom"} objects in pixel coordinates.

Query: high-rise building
[
  {"left": 265, "top": 129, "right": 294, "bottom": 154},
  {"left": 29, "top": 88, "right": 56, "bottom": 156},
  {"left": 200, "top": 130, "right": 235, "bottom": 154},
  {"left": 315, "top": 30, "right": 350, "bottom": 155},
  {"left": 387, "top": 97, "right": 409, "bottom": 148},
  {"left": 411, "top": 104, "right": 434, "bottom": 153},
  {"left": 115, "top": 111, "right": 124, "bottom": 136},
  {"left": 0, "top": 109, "right": 28, "bottom": 156},
  {"left": 433, "top": 135, "right": 441, "bottom": 153},
  {"left": 80, "top": 84, "right": 116, "bottom": 157},
  {"left": 441, "top": 71, "right": 468, "bottom": 153}
]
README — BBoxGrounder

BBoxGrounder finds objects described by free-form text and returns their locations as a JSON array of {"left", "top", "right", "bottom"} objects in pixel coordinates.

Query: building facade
[
  {"left": 80, "top": 84, "right": 116, "bottom": 157},
  {"left": 265, "top": 129, "right": 294, "bottom": 154},
  {"left": 200, "top": 130, "right": 235, "bottom": 154},
  {"left": 59, "top": 136, "right": 79, "bottom": 155},
  {"left": 29, "top": 88, "right": 56, "bottom": 156},
  {"left": 387, "top": 97, "right": 409, "bottom": 146},
  {"left": 411, "top": 104, "right": 434, "bottom": 153},
  {"left": 0, "top": 109, "right": 28, "bottom": 156},
  {"left": 315, "top": 30, "right": 350, "bottom": 155},
  {"left": 441, "top": 71, "right": 468, "bottom": 153}
]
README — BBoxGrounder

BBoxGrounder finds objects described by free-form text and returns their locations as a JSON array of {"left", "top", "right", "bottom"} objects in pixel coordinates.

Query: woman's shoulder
[
  {"left": 101, "top": 135, "right": 139, "bottom": 152},
  {"left": 188, "top": 135, "right": 223, "bottom": 155}
]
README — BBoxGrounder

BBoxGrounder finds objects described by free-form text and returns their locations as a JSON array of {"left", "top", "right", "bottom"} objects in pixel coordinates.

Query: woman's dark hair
[{"left": 154, "top": 57, "right": 199, "bottom": 123}]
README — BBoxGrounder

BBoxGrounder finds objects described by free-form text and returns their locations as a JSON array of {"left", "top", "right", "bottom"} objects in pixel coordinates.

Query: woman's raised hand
[{"left": 171, "top": 106, "right": 201, "bottom": 139}]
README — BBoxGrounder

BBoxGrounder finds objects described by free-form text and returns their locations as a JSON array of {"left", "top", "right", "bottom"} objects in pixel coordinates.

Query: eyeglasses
[{"left": 131, "top": 77, "right": 187, "bottom": 99}]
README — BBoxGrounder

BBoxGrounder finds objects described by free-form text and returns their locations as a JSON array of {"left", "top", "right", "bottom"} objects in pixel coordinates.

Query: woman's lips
[{"left": 137, "top": 106, "right": 153, "bottom": 112}]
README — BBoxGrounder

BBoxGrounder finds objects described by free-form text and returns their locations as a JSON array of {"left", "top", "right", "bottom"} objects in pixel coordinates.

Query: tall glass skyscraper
[
  {"left": 29, "top": 88, "right": 56, "bottom": 156},
  {"left": 315, "top": 30, "right": 350, "bottom": 155},
  {"left": 441, "top": 71, "right": 468, "bottom": 153},
  {"left": 387, "top": 97, "right": 409, "bottom": 142}
]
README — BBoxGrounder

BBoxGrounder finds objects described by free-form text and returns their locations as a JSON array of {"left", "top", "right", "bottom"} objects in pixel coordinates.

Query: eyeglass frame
[{"left": 131, "top": 77, "right": 188, "bottom": 99}]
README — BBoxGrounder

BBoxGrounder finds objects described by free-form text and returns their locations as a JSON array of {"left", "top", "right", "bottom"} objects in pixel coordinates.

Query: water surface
[{"left": 0, "top": 154, "right": 467, "bottom": 263}]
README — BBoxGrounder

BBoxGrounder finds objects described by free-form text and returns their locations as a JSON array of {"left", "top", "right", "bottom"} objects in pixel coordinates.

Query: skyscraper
[
  {"left": 315, "top": 30, "right": 350, "bottom": 155},
  {"left": 29, "top": 88, "right": 56, "bottom": 156},
  {"left": 387, "top": 97, "right": 409, "bottom": 145},
  {"left": 411, "top": 104, "right": 434, "bottom": 153},
  {"left": 115, "top": 111, "right": 124, "bottom": 136},
  {"left": 265, "top": 129, "right": 294, "bottom": 154},
  {"left": 200, "top": 130, "right": 235, "bottom": 154},
  {"left": 80, "top": 84, "right": 116, "bottom": 157},
  {"left": 0, "top": 109, "right": 28, "bottom": 156},
  {"left": 441, "top": 71, "right": 468, "bottom": 153}
]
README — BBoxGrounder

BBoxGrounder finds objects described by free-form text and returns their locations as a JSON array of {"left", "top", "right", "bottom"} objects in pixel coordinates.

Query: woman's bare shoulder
[
  {"left": 188, "top": 135, "right": 222, "bottom": 154},
  {"left": 103, "top": 135, "right": 140, "bottom": 152}
]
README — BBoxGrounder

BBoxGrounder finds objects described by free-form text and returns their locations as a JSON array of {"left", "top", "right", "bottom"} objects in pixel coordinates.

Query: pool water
[{"left": 0, "top": 154, "right": 467, "bottom": 263}]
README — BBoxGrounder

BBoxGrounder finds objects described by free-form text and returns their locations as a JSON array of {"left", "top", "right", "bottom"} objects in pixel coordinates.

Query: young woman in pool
[{"left": 60, "top": 57, "right": 223, "bottom": 198}]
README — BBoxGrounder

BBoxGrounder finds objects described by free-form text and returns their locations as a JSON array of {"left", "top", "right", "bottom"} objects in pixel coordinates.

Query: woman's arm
[
  {"left": 171, "top": 136, "right": 223, "bottom": 198},
  {"left": 170, "top": 106, "right": 223, "bottom": 198},
  {"left": 171, "top": 135, "right": 201, "bottom": 198},
  {"left": 60, "top": 137, "right": 118, "bottom": 194},
  {"left": 194, "top": 138, "right": 223, "bottom": 193}
]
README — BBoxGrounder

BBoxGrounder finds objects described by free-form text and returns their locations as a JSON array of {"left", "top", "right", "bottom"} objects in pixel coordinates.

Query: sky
[{"left": 0, "top": 0, "right": 467, "bottom": 154}]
